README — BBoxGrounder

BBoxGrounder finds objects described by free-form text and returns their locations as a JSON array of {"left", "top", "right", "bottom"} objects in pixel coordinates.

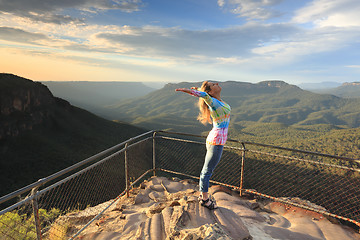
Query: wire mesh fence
[
  {"left": 0, "top": 132, "right": 153, "bottom": 240},
  {"left": 0, "top": 197, "right": 38, "bottom": 239},
  {"left": 243, "top": 147, "right": 360, "bottom": 226},
  {"left": 155, "top": 132, "right": 360, "bottom": 229},
  {"left": 1, "top": 130, "right": 360, "bottom": 240},
  {"left": 38, "top": 151, "right": 128, "bottom": 239},
  {"left": 155, "top": 136, "right": 243, "bottom": 188}
]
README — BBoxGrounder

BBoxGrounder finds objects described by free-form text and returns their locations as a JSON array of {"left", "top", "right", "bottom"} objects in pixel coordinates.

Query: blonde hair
[{"left": 197, "top": 81, "right": 212, "bottom": 125}]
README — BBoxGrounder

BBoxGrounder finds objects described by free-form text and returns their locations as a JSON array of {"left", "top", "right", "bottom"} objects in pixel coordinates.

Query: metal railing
[{"left": 0, "top": 130, "right": 359, "bottom": 239}]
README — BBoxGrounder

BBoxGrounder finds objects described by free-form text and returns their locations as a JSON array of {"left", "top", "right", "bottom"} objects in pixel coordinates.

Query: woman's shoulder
[{"left": 214, "top": 99, "right": 231, "bottom": 110}]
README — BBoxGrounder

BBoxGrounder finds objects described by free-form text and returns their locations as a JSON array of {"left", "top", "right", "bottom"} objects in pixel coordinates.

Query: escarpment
[{"left": 0, "top": 73, "right": 70, "bottom": 140}]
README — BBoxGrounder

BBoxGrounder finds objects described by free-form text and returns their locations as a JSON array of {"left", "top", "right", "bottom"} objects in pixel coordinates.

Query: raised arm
[
  {"left": 175, "top": 87, "right": 214, "bottom": 107},
  {"left": 175, "top": 87, "right": 198, "bottom": 95}
]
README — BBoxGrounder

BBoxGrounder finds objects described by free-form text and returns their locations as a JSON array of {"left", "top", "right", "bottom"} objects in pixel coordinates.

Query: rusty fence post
[
  {"left": 31, "top": 187, "right": 42, "bottom": 240},
  {"left": 239, "top": 143, "right": 246, "bottom": 197},
  {"left": 125, "top": 143, "right": 130, "bottom": 198}
]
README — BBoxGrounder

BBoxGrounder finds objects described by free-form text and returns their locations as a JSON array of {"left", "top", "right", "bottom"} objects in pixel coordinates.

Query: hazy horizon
[{"left": 39, "top": 77, "right": 347, "bottom": 90}]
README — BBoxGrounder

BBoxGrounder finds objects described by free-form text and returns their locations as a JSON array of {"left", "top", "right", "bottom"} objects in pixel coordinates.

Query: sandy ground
[{"left": 58, "top": 176, "right": 360, "bottom": 240}]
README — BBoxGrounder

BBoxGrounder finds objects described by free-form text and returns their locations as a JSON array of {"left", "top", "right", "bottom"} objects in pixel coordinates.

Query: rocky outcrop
[
  {"left": 258, "top": 80, "right": 290, "bottom": 88},
  {"left": 0, "top": 73, "right": 69, "bottom": 140},
  {"left": 342, "top": 82, "right": 360, "bottom": 86},
  {"left": 53, "top": 177, "right": 360, "bottom": 240}
]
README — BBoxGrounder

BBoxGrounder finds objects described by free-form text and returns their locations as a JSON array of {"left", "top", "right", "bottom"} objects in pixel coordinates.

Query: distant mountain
[
  {"left": 315, "top": 82, "right": 360, "bottom": 98},
  {"left": 142, "top": 81, "right": 166, "bottom": 89},
  {"left": 297, "top": 81, "right": 342, "bottom": 90},
  {"left": 107, "top": 80, "right": 360, "bottom": 133},
  {"left": 0, "top": 73, "right": 146, "bottom": 196},
  {"left": 42, "top": 81, "right": 156, "bottom": 119}
]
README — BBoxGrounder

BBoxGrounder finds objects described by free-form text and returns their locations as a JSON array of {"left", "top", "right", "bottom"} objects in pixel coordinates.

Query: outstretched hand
[
  {"left": 175, "top": 88, "right": 191, "bottom": 93},
  {"left": 175, "top": 87, "right": 197, "bottom": 93}
]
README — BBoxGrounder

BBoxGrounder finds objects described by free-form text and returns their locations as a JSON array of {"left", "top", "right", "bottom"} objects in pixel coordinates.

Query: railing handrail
[{"left": 0, "top": 130, "right": 154, "bottom": 205}]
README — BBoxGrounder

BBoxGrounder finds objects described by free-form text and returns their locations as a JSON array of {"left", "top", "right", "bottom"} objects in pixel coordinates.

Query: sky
[{"left": 0, "top": 0, "right": 360, "bottom": 85}]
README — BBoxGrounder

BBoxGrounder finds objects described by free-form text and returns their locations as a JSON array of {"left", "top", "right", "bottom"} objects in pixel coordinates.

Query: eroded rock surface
[{"left": 60, "top": 176, "right": 360, "bottom": 240}]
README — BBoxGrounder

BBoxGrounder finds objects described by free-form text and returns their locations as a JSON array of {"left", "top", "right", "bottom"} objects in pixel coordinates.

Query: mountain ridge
[
  {"left": 107, "top": 80, "right": 360, "bottom": 133},
  {"left": 315, "top": 82, "right": 360, "bottom": 98}
]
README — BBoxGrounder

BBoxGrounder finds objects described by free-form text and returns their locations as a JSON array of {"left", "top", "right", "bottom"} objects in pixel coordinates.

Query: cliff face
[
  {"left": 257, "top": 80, "right": 290, "bottom": 88},
  {"left": 0, "top": 73, "right": 68, "bottom": 140},
  {"left": 0, "top": 73, "right": 147, "bottom": 197},
  {"left": 342, "top": 82, "right": 360, "bottom": 86}
]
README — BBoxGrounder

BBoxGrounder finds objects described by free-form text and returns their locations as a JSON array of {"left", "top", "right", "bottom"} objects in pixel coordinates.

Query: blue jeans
[{"left": 199, "top": 143, "right": 224, "bottom": 192}]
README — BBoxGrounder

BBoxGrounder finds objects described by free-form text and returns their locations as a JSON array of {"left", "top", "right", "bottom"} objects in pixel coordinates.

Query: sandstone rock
[{"left": 58, "top": 177, "right": 360, "bottom": 240}]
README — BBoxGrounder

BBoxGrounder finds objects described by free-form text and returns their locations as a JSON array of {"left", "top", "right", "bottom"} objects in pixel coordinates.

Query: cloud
[
  {"left": 0, "top": 0, "right": 143, "bottom": 24},
  {"left": 0, "top": 0, "right": 143, "bottom": 13},
  {"left": 218, "top": 0, "right": 284, "bottom": 20},
  {"left": 95, "top": 22, "right": 297, "bottom": 61},
  {"left": 2, "top": 0, "right": 359, "bottom": 75},
  {"left": 293, "top": 0, "right": 360, "bottom": 27},
  {"left": 0, "top": 21, "right": 300, "bottom": 70},
  {"left": 2, "top": 17, "right": 358, "bottom": 74},
  {"left": 4, "top": 19, "right": 343, "bottom": 70},
  {"left": 250, "top": 25, "right": 360, "bottom": 66},
  {"left": 217, "top": 0, "right": 225, "bottom": 8},
  {"left": 0, "top": 27, "right": 48, "bottom": 44}
]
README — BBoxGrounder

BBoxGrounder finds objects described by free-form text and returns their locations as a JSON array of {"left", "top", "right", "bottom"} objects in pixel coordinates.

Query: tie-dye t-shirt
[{"left": 190, "top": 89, "right": 231, "bottom": 145}]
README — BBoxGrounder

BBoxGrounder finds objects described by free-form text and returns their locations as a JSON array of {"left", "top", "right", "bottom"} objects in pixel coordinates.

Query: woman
[{"left": 175, "top": 81, "right": 231, "bottom": 210}]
